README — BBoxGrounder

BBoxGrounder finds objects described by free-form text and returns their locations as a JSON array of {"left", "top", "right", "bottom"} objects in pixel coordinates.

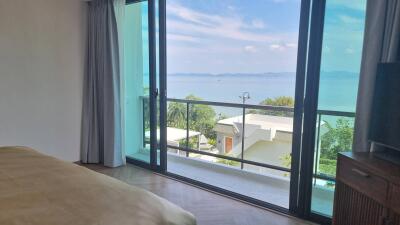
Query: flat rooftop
[{"left": 217, "top": 114, "right": 293, "bottom": 133}]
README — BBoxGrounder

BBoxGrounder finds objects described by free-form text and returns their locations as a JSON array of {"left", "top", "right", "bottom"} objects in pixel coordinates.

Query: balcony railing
[{"left": 142, "top": 96, "right": 355, "bottom": 185}]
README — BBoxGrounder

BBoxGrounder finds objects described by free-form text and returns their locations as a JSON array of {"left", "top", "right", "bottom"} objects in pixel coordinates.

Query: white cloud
[
  {"left": 227, "top": 5, "right": 236, "bottom": 11},
  {"left": 167, "top": 2, "right": 282, "bottom": 43},
  {"left": 285, "top": 43, "right": 297, "bottom": 48},
  {"left": 251, "top": 19, "right": 265, "bottom": 29},
  {"left": 269, "top": 43, "right": 297, "bottom": 51},
  {"left": 166, "top": 1, "right": 300, "bottom": 73},
  {"left": 167, "top": 34, "right": 200, "bottom": 42},
  {"left": 244, "top": 45, "right": 258, "bottom": 53},
  {"left": 270, "top": 44, "right": 283, "bottom": 50}
]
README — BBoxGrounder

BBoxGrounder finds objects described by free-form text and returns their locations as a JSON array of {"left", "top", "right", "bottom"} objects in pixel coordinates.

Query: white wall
[
  {"left": 244, "top": 140, "right": 292, "bottom": 176},
  {"left": 0, "top": 0, "right": 87, "bottom": 161}
]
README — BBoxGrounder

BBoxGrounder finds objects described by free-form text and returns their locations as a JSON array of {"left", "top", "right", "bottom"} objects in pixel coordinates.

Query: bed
[{"left": 0, "top": 146, "right": 196, "bottom": 225}]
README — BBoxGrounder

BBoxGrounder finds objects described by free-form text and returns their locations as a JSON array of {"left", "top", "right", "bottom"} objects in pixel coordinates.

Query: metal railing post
[
  {"left": 186, "top": 102, "right": 190, "bottom": 157},
  {"left": 241, "top": 106, "right": 246, "bottom": 169},
  {"left": 143, "top": 97, "right": 147, "bottom": 148},
  {"left": 314, "top": 113, "right": 322, "bottom": 185}
]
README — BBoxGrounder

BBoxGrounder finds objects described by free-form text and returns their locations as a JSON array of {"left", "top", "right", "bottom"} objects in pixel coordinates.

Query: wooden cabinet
[{"left": 333, "top": 152, "right": 400, "bottom": 225}]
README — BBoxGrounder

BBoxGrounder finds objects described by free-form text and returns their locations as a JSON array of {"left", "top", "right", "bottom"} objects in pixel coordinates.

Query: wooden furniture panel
[
  {"left": 337, "top": 157, "right": 388, "bottom": 205},
  {"left": 390, "top": 185, "right": 400, "bottom": 215},
  {"left": 392, "top": 214, "right": 400, "bottom": 225},
  {"left": 333, "top": 152, "right": 400, "bottom": 225},
  {"left": 333, "top": 181, "right": 385, "bottom": 225}
]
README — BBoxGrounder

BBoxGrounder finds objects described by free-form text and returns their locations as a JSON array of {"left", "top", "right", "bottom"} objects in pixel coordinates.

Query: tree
[
  {"left": 320, "top": 118, "right": 354, "bottom": 160},
  {"left": 249, "top": 96, "right": 294, "bottom": 117},
  {"left": 167, "top": 102, "right": 186, "bottom": 128},
  {"left": 260, "top": 96, "right": 294, "bottom": 107},
  {"left": 319, "top": 118, "right": 354, "bottom": 176},
  {"left": 167, "top": 94, "right": 217, "bottom": 142},
  {"left": 185, "top": 95, "right": 217, "bottom": 140}
]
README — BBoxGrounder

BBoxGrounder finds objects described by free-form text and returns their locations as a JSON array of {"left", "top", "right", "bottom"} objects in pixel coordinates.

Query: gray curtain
[
  {"left": 353, "top": 0, "right": 400, "bottom": 152},
  {"left": 81, "top": 0, "right": 125, "bottom": 167}
]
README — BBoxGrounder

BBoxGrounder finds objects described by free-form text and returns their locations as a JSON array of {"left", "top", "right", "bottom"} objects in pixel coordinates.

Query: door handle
[{"left": 351, "top": 168, "right": 370, "bottom": 178}]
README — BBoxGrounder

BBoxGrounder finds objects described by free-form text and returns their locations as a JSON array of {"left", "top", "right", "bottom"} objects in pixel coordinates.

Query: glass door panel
[
  {"left": 165, "top": 0, "right": 302, "bottom": 209},
  {"left": 310, "top": 0, "right": 366, "bottom": 217},
  {"left": 124, "top": 1, "right": 152, "bottom": 163}
]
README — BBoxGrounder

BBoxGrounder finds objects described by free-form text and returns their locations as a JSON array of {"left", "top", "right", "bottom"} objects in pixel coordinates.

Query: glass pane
[
  {"left": 124, "top": 1, "right": 150, "bottom": 163},
  {"left": 243, "top": 108, "right": 294, "bottom": 171},
  {"left": 166, "top": 0, "right": 301, "bottom": 209},
  {"left": 188, "top": 104, "right": 243, "bottom": 159},
  {"left": 311, "top": 0, "right": 366, "bottom": 217},
  {"left": 167, "top": 153, "right": 289, "bottom": 208}
]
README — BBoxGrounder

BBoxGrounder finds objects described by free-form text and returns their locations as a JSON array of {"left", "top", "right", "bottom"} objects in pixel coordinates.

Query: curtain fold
[
  {"left": 81, "top": 0, "right": 125, "bottom": 167},
  {"left": 353, "top": 0, "right": 400, "bottom": 152},
  {"left": 114, "top": 0, "right": 126, "bottom": 166}
]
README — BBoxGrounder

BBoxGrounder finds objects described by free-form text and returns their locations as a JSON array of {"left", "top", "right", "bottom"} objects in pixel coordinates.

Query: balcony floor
[
  {"left": 128, "top": 152, "right": 333, "bottom": 216},
  {"left": 167, "top": 154, "right": 290, "bottom": 208}
]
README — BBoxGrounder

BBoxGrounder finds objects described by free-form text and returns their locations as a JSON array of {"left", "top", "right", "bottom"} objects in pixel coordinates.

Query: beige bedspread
[{"left": 0, "top": 146, "right": 196, "bottom": 225}]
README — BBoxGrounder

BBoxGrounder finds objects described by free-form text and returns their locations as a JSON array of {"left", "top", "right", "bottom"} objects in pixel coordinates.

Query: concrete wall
[
  {"left": 0, "top": 0, "right": 87, "bottom": 161},
  {"left": 244, "top": 140, "right": 292, "bottom": 176}
]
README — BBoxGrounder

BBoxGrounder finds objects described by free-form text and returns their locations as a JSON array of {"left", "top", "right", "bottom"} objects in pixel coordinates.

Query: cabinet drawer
[{"left": 337, "top": 157, "right": 388, "bottom": 205}]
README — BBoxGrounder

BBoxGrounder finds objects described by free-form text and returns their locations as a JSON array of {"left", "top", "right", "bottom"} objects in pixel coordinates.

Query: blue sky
[{"left": 166, "top": 0, "right": 366, "bottom": 74}]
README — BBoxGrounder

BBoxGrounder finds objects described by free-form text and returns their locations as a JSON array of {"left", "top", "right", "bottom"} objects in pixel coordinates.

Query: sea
[{"left": 167, "top": 71, "right": 359, "bottom": 117}]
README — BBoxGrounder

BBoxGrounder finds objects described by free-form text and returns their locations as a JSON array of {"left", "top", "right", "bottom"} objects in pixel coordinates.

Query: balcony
[{"left": 134, "top": 97, "right": 355, "bottom": 216}]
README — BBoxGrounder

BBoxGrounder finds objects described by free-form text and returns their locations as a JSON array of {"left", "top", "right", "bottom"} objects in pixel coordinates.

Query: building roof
[
  {"left": 216, "top": 114, "right": 293, "bottom": 133},
  {"left": 145, "top": 127, "right": 200, "bottom": 142}
]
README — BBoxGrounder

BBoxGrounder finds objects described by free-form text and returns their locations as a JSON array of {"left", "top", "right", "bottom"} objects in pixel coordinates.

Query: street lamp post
[{"left": 239, "top": 92, "right": 250, "bottom": 169}]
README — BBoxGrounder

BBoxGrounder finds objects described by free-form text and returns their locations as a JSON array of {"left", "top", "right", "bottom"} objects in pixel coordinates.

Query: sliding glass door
[
  {"left": 124, "top": 0, "right": 160, "bottom": 168},
  {"left": 309, "top": 0, "right": 367, "bottom": 218},
  {"left": 163, "top": 0, "right": 304, "bottom": 211},
  {"left": 296, "top": 0, "right": 367, "bottom": 223},
  {"left": 123, "top": 0, "right": 367, "bottom": 223}
]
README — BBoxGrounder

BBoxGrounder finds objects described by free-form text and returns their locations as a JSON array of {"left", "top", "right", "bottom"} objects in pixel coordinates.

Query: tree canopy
[
  {"left": 167, "top": 95, "right": 216, "bottom": 140},
  {"left": 260, "top": 96, "right": 294, "bottom": 107},
  {"left": 249, "top": 96, "right": 294, "bottom": 117}
]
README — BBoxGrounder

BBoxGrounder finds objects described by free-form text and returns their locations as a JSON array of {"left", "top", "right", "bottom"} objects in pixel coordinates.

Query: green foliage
[
  {"left": 217, "top": 158, "right": 240, "bottom": 167},
  {"left": 280, "top": 153, "right": 292, "bottom": 168},
  {"left": 167, "top": 102, "right": 186, "bottom": 128},
  {"left": 320, "top": 118, "right": 354, "bottom": 160},
  {"left": 178, "top": 136, "right": 200, "bottom": 149},
  {"left": 260, "top": 96, "right": 294, "bottom": 107},
  {"left": 208, "top": 138, "right": 217, "bottom": 147},
  {"left": 318, "top": 118, "right": 354, "bottom": 177},
  {"left": 185, "top": 95, "right": 216, "bottom": 140},
  {"left": 249, "top": 96, "right": 294, "bottom": 117},
  {"left": 318, "top": 158, "right": 337, "bottom": 176},
  {"left": 167, "top": 95, "right": 217, "bottom": 140}
]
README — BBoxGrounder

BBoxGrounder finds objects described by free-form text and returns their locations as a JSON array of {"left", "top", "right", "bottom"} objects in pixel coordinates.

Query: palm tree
[{"left": 167, "top": 102, "right": 186, "bottom": 128}]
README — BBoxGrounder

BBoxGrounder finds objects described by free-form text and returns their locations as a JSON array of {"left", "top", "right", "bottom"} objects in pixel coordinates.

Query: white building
[{"left": 214, "top": 114, "right": 293, "bottom": 175}]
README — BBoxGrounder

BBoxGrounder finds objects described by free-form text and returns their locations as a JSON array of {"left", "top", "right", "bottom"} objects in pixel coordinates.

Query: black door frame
[
  {"left": 298, "top": 1, "right": 333, "bottom": 224},
  {"left": 125, "top": 0, "right": 161, "bottom": 171},
  {"left": 289, "top": 0, "right": 311, "bottom": 215}
]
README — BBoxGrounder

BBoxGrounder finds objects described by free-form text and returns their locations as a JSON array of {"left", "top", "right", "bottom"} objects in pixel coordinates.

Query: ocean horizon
[{"left": 166, "top": 71, "right": 359, "bottom": 116}]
